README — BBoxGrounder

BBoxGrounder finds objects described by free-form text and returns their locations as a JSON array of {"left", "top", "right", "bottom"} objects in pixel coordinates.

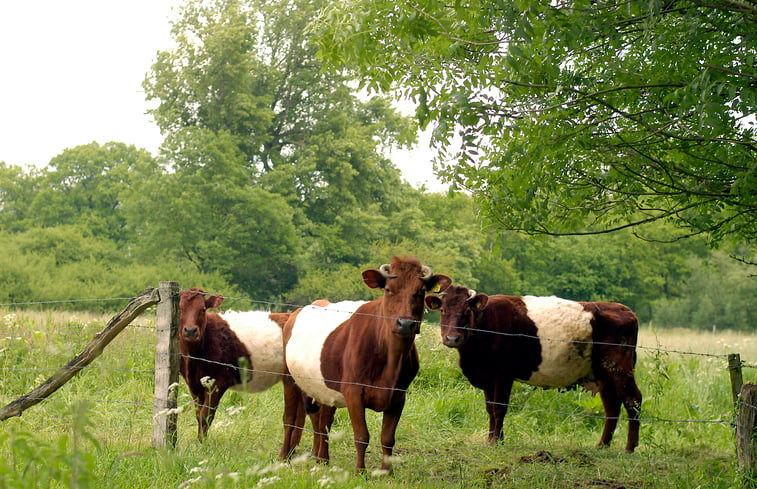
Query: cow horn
[
  {"left": 420, "top": 265, "right": 432, "bottom": 280},
  {"left": 468, "top": 289, "right": 477, "bottom": 300},
  {"left": 379, "top": 264, "right": 397, "bottom": 278}
]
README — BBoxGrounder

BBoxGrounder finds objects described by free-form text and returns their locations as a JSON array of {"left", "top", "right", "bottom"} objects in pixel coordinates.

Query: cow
[
  {"left": 424, "top": 285, "right": 642, "bottom": 452},
  {"left": 179, "top": 287, "right": 290, "bottom": 441},
  {"left": 279, "top": 256, "right": 451, "bottom": 471}
]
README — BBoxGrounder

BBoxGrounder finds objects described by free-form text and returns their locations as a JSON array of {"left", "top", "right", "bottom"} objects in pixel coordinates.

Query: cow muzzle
[
  {"left": 395, "top": 318, "right": 420, "bottom": 336},
  {"left": 182, "top": 326, "right": 200, "bottom": 341},
  {"left": 443, "top": 334, "right": 462, "bottom": 348}
]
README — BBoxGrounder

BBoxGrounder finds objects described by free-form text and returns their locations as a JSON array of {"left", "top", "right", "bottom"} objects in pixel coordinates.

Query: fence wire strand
[
  {"left": 1, "top": 291, "right": 751, "bottom": 429},
  {"left": 1, "top": 291, "right": 740, "bottom": 361}
]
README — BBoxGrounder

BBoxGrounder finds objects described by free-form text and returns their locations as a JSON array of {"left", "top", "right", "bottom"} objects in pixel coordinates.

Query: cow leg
[
  {"left": 280, "top": 378, "right": 304, "bottom": 459},
  {"left": 196, "top": 387, "right": 224, "bottom": 442},
  {"left": 598, "top": 382, "right": 620, "bottom": 448},
  {"left": 314, "top": 405, "right": 336, "bottom": 463},
  {"left": 304, "top": 397, "right": 321, "bottom": 456},
  {"left": 597, "top": 347, "right": 642, "bottom": 452},
  {"left": 379, "top": 400, "right": 406, "bottom": 472},
  {"left": 484, "top": 379, "right": 513, "bottom": 444},
  {"left": 345, "top": 399, "right": 370, "bottom": 471},
  {"left": 620, "top": 376, "right": 642, "bottom": 452}
]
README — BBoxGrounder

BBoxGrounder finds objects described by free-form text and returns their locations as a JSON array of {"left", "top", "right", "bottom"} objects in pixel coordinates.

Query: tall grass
[{"left": 1, "top": 308, "right": 755, "bottom": 488}]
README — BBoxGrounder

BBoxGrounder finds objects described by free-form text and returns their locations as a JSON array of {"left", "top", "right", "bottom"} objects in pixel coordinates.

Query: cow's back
[
  {"left": 222, "top": 311, "right": 285, "bottom": 392},
  {"left": 285, "top": 300, "right": 366, "bottom": 407}
]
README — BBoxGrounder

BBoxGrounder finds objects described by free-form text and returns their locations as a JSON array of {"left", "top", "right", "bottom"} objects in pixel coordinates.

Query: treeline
[
  {"left": 1, "top": 0, "right": 754, "bottom": 329},
  {"left": 1, "top": 142, "right": 754, "bottom": 330}
]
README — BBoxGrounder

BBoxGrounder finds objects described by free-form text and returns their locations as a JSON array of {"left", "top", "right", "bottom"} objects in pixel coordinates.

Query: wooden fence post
[
  {"left": 730, "top": 354, "right": 745, "bottom": 406},
  {"left": 737, "top": 383, "right": 757, "bottom": 488},
  {"left": 152, "top": 281, "right": 180, "bottom": 449}
]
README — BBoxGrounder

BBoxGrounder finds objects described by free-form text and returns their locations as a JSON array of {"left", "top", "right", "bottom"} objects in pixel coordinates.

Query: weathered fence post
[
  {"left": 737, "top": 383, "right": 757, "bottom": 488},
  {"left": 730, "top": 353, "right": 745, "bottom": 406},
  {"left": 152, "top": 281, "right": 180, "bottom": 448}
]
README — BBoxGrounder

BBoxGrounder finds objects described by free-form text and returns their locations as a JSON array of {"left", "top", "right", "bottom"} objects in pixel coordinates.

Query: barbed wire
[
  {"left": 0, "top": 297, "right": 139, "bottom": 307},
  {"left": 0, "top": 290, "right": 750, "bottom": 487},
  {"left": 0, "top": 394, "right": 652, "bottom": 488},
  {"left": 0, "top": 389, "right": 731, "bottom": 489},
  {"left": 175, "top": 290, "right": 748, "bottom": 359},
  {"left": 173, "top": 353, "right": 732, "bottom": 426},
  {"left": 0, "top": 348, "right": 735, "bottom": 428},
  {"left": 0, "top": 365, "right": 154, "bottom": 374},
  {"left": 1, "top": 291, "right": 745, "bottom": 362}
]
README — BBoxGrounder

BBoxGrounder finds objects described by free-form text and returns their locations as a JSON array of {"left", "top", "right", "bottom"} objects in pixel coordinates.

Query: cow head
[
  {"left": 179, "top": 287, "right": 224, "bottom": 344},
  {"left": 362, "top": 256, "right": 451, "bottom": 337},
  {"left": 425, "top": 285, "right": 488, "bottom": 348}
]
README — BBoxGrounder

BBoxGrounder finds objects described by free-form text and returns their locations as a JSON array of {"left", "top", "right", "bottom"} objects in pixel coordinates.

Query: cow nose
[
  {"left": 184, "top": 326, "right": 198, "bottom": 337},
  {"left": 444, "top": 335, "right": 462, "bottom": 347},
  {"left": 396, "top": 318, "right": 419, "bottom": 335}
]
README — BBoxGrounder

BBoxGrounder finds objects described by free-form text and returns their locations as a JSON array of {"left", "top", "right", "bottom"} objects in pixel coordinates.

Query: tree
[
  {"left": 144, "top": 0, "right": 418, "bottom": 222},
  {"left": 310, "top": 0, "right": 757, "bottom": 249},
  {"left": 24, "top": 142, "right": 158, "bottom": 244},
  {"left": 652, "top": 248, "right": 757, "bottom": 329},
  {"left": 142, "top": 0, "right": 424, "bottom": 285},
  {"left": 0, "top": 162, "right": 40, "bottom": 232},
  {"left": 120, "top": 129, "right": 302, "bottom": 300}
]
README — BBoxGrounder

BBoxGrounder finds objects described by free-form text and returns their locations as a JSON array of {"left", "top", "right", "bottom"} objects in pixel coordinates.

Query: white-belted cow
[
  {"left": 425, "top": 285, "right": 642, "bottom": 452},
  {"left": 179, "top": 287, "right": 289, "bottom": 441},
  {"left": 279, "top": 256, "right": 451, "bottom": 471}
]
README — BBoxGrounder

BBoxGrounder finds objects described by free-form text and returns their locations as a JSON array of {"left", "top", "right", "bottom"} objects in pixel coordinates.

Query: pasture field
[{"left": 1, "top": 308, "right": 756, "bottom": 488}]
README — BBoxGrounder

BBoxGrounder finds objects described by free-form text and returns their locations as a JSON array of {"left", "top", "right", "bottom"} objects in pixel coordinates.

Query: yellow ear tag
[{"left": 430, "top": 283, "right": 442, "bottom": 293}]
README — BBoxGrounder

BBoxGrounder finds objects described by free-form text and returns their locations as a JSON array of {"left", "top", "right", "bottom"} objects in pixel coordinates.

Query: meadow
[{"left": 1, "top": 306, "right": 755, "bottom": 488}]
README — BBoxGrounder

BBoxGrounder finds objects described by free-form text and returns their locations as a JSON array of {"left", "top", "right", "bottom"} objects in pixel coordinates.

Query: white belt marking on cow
[
  {"left": 286, "top": 300, "right": 366, "bottom": 407},
  {"left": 222, "top": 311, "right": 285, "bottom": 392},
  {"left": 521, "top": 296, "right": 594, "bottom": 387}
]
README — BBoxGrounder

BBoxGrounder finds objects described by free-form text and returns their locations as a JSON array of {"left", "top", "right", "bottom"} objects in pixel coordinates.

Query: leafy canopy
[{"left": 310, "top": 0, "right": 757, "bottom": 248}]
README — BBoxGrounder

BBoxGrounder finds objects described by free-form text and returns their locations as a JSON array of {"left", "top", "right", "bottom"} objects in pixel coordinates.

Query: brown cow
[
  {"left": 179, "top": 287, "right": 289, "bottom": 441},
  {"left": 425, "top": 285, "right": 642, "bottom": 452},
  {"left": 279, "top": 256, "right": 451, "bottom": 471}
]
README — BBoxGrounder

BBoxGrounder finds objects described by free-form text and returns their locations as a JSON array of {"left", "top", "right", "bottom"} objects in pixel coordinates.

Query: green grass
[{"left": 1, "top": 309, "right": 756, "bottom": 488}]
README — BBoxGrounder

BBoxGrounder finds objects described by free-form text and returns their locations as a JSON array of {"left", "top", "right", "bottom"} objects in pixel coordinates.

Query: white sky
[{"left": 0, "top": 1, "right": 444, "bottom": 191}]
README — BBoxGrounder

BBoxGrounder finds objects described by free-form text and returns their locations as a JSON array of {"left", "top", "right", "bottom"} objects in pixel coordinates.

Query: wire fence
[
  {"left": 0, "top": 291, "right": 744, "bottom": 359},
  {"left": 1, "top": 290, "right": 754, "bottom": 484}
]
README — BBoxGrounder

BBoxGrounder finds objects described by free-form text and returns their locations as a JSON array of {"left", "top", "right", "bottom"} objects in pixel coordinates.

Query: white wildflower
[
  {"left": 153, "top": 407, "right": 181, "bottom": 419},
  {"left": 328, "top": 430, "right": 347, "bottom": 442},
  {"left": 290, "top": 452, "right": 313, "bottom": 465},
  {"left": 227, "top": 405, "right": 247, "bottom": 416},
  {"left": 257, "top": 462, "right": 286, "bottom": 475},
  {"left": 328, "top": 466, "right": 349, "bottom": 483},
  {"left": 215, "top": 472, "right": 241, "bottom": 481},
  {"left": 200, "top": 376, "right": 216, "bottom": 390},
  {"left": 383, "top": 454, "right": 403, "bottom": 465},
  {"left": 317, "top": 475, "right": 334, "bottom": 487},
  {"left": 255, "top": 475, "right": 281, "bottom": 487},
  {"left": 177, "top": 476, "right": 202, "bottom": 489}
]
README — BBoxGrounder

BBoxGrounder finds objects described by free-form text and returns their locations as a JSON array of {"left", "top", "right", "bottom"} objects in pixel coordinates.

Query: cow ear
[
  {"left": 426, "top": 274, "right": 452, "bottom": 293},
  {"left": 425, "top": 295, "right": 442, "bottom": 310},
  {"left": 361, "top": 269, "right": 386, "bottom": 289},
  {"left": 205, "top": 294, "right": 224, "bottom": 309},
  {"left": 470, "top": 293, "right": 488, "bottom": 310}
]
